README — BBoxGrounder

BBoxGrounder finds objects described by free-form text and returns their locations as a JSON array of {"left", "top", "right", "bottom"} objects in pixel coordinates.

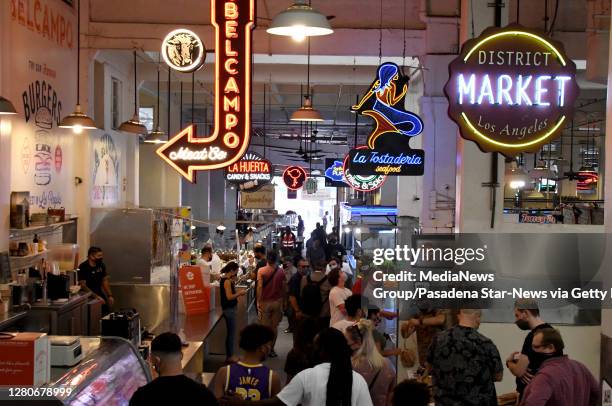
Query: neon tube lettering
[
  {"left": 457, "top": 73, "right": 475, "bottom": 104},
  {"left": 534, "top": 75, "right": 551, "bottom": 106}
]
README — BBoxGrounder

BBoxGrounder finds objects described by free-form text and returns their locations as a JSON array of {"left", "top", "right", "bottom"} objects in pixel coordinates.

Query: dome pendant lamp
[
  {"left": 291, "top": 38, "right": 323, "bottom": 122},
  {"left": 59, "top": 0, "right": 96, "bottom": 133},
  {"left": 0, "top": 96, "right": 17, "bottom": 115},
  {"left": 267, "top": 0, "right": 333, "bottom": 42},
  {"left": 119, "top": 51, "right": 148, "bottom": 135},
  {"left": 144, "top": 61, "right": 166, "bottom": 144}
]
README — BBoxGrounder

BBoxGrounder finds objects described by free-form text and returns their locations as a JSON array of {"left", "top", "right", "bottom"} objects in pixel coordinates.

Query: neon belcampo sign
[
  {"left": 445, "top": 24, "right": 579, "bottom": 157},
  {"left": 348, "top": 62, "right": 424, "bottom": 179},
  {"left": 225, "top": 152, "right": 272, "bottom": 192},
  {"left": 157, "top": 0, "right": 255, "bottom": 182}
]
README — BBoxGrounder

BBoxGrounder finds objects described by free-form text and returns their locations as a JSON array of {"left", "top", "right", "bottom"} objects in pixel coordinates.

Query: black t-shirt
[
  {"left": 325, "top": 243, "right": 346, "bottom": 260},
  {"left": 129, "top": 375, "right": 218, "bottom": 406},
  {"left": 516, "top": 322, "right": 553, "bottom": 395},
  {"left": 78, "top": 260, "right": 107, "bottom": 299}
]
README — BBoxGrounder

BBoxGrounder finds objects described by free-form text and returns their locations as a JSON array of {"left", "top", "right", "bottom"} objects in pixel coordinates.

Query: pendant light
[
  {"left": 291, "top": 38, "right": 323, "bottom": 122},
  {"left": 144, "top": 61, "right": 166, "bottom": 144},
  {"left": 59, "top": 0, "right": 96, "bottom": 133},
  {"left": 267, "top": 0, "right": 333, "bottom": 42},
  {"left": 119, "top": 50, "right": 147, "bottom": 135},
  {"left": 0, "top": 96, "right": 17, "bottom": 115}
]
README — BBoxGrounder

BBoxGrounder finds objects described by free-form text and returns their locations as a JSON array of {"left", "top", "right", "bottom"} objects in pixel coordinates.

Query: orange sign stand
[{"left": 179, "top": 266, "right": 210, "bottom": 315}]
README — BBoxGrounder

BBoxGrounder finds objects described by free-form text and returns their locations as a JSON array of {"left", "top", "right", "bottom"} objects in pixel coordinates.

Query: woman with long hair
[
  {"left": 221, "top": 328, "right": 373, "bottom": 406},
  {"left": 220, "top": 261, "right": 247, "bottom": 364},
  {"left": 346, "top": 320, "right": 396, "bottom": 406}
]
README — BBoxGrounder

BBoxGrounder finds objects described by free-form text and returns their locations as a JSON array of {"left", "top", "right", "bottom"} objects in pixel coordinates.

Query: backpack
[{"left": 301, "top": 274, "right": 328, "bottom": 317}]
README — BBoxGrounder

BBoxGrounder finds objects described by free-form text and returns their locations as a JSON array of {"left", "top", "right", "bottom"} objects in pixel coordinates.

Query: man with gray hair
[
  {"left": 427, "top": 309, "right": 503, "bottom": 406},
  {"left": 506, "top": 299, "right": 552, "bottom": 400}
]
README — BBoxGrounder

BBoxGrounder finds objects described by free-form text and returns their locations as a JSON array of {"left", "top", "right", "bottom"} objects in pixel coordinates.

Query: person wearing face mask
[
  {"left": 213, "top": 324, "right": 281, "bottom": 401},
  {"left": 427, "top": 309, "right": 503, "bottom": 406},
  {"left": 288, "top": 258, "right": 310, "bottom": 325},
  {"left": 506, "top": 299, "right": 552, "bottom": 400},
  {"left": 78, "top": 246, "right": 114, "bottom": 315},
  {"left": 220, "top": 262, "right": 248, "bottom": 363},
  {"left": 520, "top": 328, "right": 599, "bottom": 406},
  {"left": 130, "top": 332, "right": 218, "bottom": 406}
]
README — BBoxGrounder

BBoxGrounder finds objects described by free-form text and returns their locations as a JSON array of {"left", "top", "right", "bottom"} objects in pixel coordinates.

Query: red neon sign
[
  {"left": 156, "top": 0, "right": 256, "bottom": 182},
  {"left": 283, "top": 166, "right": 307, "bottom": 190}
]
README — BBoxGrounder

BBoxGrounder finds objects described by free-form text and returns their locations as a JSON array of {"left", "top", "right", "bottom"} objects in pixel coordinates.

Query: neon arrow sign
[{"left": 157, "top": 0, "right": 256, "bottom": 182}]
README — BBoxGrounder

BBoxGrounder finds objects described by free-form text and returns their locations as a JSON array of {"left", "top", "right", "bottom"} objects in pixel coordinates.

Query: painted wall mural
[{"left": 91, "top": 133, "right": 121, "bottom": 207}]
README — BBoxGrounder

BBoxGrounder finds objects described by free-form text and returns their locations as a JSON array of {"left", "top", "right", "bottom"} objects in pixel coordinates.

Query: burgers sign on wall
[{"left": 445, "top": 24, "right": 579, "bottom": 157}]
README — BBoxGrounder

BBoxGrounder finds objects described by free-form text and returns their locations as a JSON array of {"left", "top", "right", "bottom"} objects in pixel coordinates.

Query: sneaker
[{"left": 269, "top": 350, "right": 278, "bottom": 358}]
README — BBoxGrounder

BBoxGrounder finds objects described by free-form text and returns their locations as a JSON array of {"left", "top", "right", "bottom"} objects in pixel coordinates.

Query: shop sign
[
  {"left": 519, "top": 212, "right": 557, "bottom": 224},
  {"left": 10, "top": 0, "right": 75, "bottom": 49},
  {"left": 161, "top": 29, "right": 206, "bottom": 73},
  {"left": 304, "top": 178, "right": 318, "bottom": 194},
  {"left": 324, "top": 159, "right": 347, "bottom": 187},
  {"left": 350, "top": 62, "right": 424, "bottom": 176},
  {"left": 347, "top": 143, "right": 424, "bottom": 176},
  {"left": 157, "top": 0, "right": 255, "bottom": 182},
  {"left": 240, "top": 184, "right": 275, "bottom": 209},
  {"left": 287, "top": 189, "right": 297, "bottom": 199},
  {"left": 283, "top": 166, "right": 307, "bottom": 190},
  {"left": 577, "top": 171, "right": 598, "bottom": 193},
  {"left": 178, "top": 266, "right": 210, "bottom": 315},
  {"left": 445, "top": 24, "right": 579, "bottom": 156},
  {"left": 343, "top": 147, "right": 387, "bottom": 192},
  {"left": 224, "top": 152, "right": 272, "bottom": 192}
]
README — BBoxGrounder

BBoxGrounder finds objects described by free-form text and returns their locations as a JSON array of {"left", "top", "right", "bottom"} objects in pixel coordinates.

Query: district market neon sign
[
  {"left": 157, "top": 0, "right": 255, "bottom": 182},
  {"left": 445, "top": 24, "right": 578, "bottom": 157}
]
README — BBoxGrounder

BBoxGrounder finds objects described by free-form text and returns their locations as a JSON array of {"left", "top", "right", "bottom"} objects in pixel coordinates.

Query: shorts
[{"left": 259, "top": 300, "right": 283, "bottom": 329}]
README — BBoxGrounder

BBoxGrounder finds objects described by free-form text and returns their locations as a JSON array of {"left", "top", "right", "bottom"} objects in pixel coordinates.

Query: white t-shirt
[
  {"left": 197, "top": 253, "right": 223, "bottom": 276},
  {"left": 332, "top": 319, "right": 357, "bottom": 333},
  {"left": 277, "top": 363, "right": 373, "bottom": 406},
  {"left": 329, "top": 286, "right": 352, "bottom": 326}
]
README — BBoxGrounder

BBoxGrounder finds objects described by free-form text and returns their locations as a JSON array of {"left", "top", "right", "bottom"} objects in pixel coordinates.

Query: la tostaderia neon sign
[
  {"left": 157, "top": 0, "right": 255, "bottom": 182},
  {"left": 445, "top": 24, "right": 579, "bottom": 157}
]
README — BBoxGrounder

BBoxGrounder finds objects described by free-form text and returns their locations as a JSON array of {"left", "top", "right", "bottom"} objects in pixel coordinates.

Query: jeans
[{"left": 223, "top": 307, "right": 237, "bottom": 358}]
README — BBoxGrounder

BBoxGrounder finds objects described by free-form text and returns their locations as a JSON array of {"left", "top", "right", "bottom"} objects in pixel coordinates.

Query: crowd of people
[{"left": 129, "top": 220, "right": 601, "bottom": 406}]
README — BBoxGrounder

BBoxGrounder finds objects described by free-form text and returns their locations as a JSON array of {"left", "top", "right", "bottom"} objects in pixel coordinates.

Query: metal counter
[{"left": 24, "top": 293, "right": 92, "bottom": 335}]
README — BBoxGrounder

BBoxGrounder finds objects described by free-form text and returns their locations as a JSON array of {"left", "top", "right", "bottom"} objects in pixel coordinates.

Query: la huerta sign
[
  {"left": 224, "top": 152, "right": 272, "bottom": 192},
  {"left": 445, "top": 24, "right": 579, "bottom": 157}
]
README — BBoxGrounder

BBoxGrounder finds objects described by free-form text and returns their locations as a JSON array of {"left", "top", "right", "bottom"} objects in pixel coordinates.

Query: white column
[{"left": 455, "top": 0, "right": 508, "bottom": 233}]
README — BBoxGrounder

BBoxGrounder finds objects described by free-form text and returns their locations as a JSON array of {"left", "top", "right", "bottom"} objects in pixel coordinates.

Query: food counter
[
  {"left": 23, "top": 292, "right": 94, "bottom": 336},
  {"left": 0, "top": 309, "right": 28, "bottom": 331}
]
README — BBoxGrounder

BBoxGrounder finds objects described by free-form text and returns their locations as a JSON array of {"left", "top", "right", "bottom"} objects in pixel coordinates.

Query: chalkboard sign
[{"left": 0, "top": 252, "right": 11, "bottom": 284}]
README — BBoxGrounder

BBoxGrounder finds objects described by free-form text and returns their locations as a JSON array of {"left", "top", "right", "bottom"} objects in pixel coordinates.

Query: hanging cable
[
  {"left": 263, "top": 83, "right": 267, "bottom": 158},
  {"left": 402, "top": 0, "right": 407, "bottom": 71},
  {"left": 167, "top": 68, "right": 171, "bottom": 138},
  {"left": 179, "top": 81, "right": 183, "bottom": 130},
  {"left": 516, "top": 0, "right": 520, "bottom": 24},
  {"left": 548, "top": 0, "right": 560, "bottom": 35},
  {"left": 191, "top": 71, "right": 195, "bottom": 125},
  {"left": 470, "top": 0, "right": 475, "bottom": 38},
  {"left": 378, "top": 0, "right": 383, "bottom": 64}
]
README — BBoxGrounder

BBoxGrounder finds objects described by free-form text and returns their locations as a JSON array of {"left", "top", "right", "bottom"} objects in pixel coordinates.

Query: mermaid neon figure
[{"left": 352, "top": 62, "right": 423, "bottom": 149}]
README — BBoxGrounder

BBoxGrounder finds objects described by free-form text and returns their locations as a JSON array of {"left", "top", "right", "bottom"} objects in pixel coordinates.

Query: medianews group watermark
[{"left": 368, "top": 234, "right": 611, "bottom": 309}]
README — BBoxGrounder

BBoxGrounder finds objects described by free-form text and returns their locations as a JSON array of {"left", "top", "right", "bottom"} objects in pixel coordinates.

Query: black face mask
[
  {"left": 95, "top": 258, "right": 104, "bottom": 266},
  {"left": 515, "top": 319, "right": 531, "bottom": 331},
  {"left": 531, "top": 350, "right": 563, "bottom": 367}
]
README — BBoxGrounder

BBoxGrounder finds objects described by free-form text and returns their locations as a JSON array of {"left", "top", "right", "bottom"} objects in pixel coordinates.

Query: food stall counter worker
[{"left": 78, "top": 246, "right": 114, "bottom": 315}]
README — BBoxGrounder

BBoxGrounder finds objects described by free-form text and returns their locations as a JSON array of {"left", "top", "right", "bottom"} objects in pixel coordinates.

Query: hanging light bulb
[
  {"left": 59, "top": 0, "right": 96, "bottom": 133},
  {"left": 119, "top": 50, "right": 147, "bottom": 135}
]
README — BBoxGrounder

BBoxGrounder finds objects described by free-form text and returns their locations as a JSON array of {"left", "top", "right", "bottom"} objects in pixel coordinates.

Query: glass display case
[{"left": 51, "top": 337, "right": 151, "bottom": 405}]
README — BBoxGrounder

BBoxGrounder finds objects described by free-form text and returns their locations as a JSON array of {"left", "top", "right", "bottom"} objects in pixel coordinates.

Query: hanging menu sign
[
  {"left": 225, "top": 152, "right": 272, "bottom": 192},
  {"left": 157, "top": 0, "right": 256, "bottom": 182},
  {"left": 445, "top": 24, "right": 579, "bottom": 157}
]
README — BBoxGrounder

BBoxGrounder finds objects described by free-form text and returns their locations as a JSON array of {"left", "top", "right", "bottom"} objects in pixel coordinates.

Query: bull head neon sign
[{"left": 157, "top": 0, "right": 255, "bottom": 182}]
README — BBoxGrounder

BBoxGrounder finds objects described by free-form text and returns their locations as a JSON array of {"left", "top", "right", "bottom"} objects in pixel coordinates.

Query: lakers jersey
[{"left": 225, "top": 362, "right": 272, "bottom": 401}]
